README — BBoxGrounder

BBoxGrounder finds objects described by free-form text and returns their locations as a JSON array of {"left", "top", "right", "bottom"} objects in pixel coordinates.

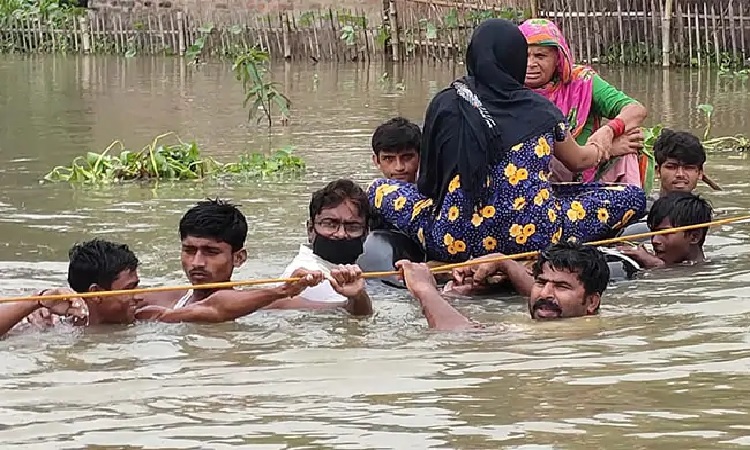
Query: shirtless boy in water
[
  {"left": 1, "top": 239, "right": 326, "bottom": 337},
  {"left": 132, "top": 198, "right": 372, "bottom": 318}
]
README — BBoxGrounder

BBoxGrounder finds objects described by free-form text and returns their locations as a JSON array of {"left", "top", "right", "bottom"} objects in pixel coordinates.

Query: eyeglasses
[{"left": 315, "top": 219, "right": 366, "bottom": 236}]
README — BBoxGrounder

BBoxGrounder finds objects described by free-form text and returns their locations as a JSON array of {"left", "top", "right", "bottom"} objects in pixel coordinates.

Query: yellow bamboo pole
[{"left": 1, "top": 214, "right": 748, "bottom": 305}]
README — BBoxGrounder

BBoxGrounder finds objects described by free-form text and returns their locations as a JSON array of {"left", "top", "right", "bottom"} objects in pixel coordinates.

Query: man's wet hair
[
  {"left": 654, "top": 128, "right": 706, "bottom": 168},
  {"left": 179, "top": 198, "right": 247, "bottom": 251},
  {"left": 371, "top": 117, "right": 421, "bottom": 156},
  {"left": 532, "top": 242, "right": 610, "bottom": 298},
  {"left": 68, "top": 239, "right": 139, "bottom": 293},
  {"left": 309, "top": 179, "right": 370, "bottom": 223},
  {"left": 647, "top": 192, "right": 713, "bottom": 245}
]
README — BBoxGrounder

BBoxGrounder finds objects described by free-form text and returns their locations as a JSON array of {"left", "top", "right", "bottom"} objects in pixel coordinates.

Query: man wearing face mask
[{"left": 269, "top": 179, "right": 373, "bottom": 316}]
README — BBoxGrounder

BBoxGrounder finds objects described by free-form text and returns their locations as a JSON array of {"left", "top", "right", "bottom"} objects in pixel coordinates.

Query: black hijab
[{"left": 418, "top": 18, "right": 566, "bottom": 207}]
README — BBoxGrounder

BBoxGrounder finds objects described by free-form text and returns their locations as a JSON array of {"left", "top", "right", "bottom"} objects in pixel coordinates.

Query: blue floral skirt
[{"left": 368, "top": 178, "right": 646, "bottom": 262}]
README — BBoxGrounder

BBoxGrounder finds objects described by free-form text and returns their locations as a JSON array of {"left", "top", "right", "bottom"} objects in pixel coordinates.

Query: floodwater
[{"left": 1, "top": 55, "right": 750, "bottom": 449}]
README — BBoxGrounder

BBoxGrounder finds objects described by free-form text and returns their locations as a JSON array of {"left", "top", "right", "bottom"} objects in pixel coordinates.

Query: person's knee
[
  {"left": 367, "top": 178, "right": 390, "bottom": 195},
  {"left": 624, "top": 186, "right": 648, "bottom": 218}
]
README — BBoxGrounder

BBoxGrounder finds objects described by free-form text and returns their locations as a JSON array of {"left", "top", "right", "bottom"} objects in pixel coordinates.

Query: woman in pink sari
[{"left": 519, "top": 19, "right": 650, "bottom": 188}]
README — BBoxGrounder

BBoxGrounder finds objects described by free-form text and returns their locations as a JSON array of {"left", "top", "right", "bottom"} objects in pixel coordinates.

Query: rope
[{"left": 1, "top": 214, "right": 748, "bottom": 305}]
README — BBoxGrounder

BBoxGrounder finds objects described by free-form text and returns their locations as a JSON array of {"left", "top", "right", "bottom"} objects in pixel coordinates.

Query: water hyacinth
[
  {"left": 642, "top": 104, "right": 750, "bottom": 153},
  {"left": 42, "top": 133, "right": 305, "bottom": 184}
]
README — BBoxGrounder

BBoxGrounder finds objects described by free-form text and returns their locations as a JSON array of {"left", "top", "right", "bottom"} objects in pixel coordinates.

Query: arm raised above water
[
  {"left": 0, "top": 301, "right": 40, "bottom": 337},
  {"left": 396, "top": 260, "right": 476, "bottom": 331},
  {"left": 451, "top": 255, "right": 535, "bottom": 298},
  {"left": 0, "top": 288, "right": 88, "bottom": 337},
  {"left": 135, "top": 269, "right": 325, "bottom": 323},
  {"left": 264, "top": 265, "right": 373, "bottom": 317}
]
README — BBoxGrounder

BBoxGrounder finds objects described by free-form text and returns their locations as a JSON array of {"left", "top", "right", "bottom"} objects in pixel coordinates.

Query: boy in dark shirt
[
  {"left": 371, "top": 117, "right": 421, "bottom": 183},
  {"left": 620, "top": 192, "right": 713, "bottom": 269},
  {"left": 653, "top": 128, "right": 712, "bottom": 198}
]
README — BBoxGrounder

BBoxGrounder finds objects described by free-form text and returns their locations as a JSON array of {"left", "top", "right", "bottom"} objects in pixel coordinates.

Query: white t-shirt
[{"left": 279, "top": 244, "right": 347, "bottom": 303}]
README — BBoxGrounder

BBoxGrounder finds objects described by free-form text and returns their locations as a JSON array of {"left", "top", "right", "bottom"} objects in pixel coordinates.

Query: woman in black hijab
[{"left": 368, "top": 19, "right": 646, "bottom": 263}]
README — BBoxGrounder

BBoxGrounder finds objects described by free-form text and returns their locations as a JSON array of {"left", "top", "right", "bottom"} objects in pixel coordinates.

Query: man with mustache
[{"left": 395, "top": 242, "right": 609, "bottom": 330}]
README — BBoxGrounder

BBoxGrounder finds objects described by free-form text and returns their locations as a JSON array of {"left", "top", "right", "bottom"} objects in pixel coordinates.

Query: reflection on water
[{"left": 1, "top": 55, "right": 750, "bottom": 448}]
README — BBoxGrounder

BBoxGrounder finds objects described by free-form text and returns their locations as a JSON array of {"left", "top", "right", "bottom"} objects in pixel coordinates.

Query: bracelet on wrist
[{"left": 606, "top": 118, "right": 626, "bottom": 138}]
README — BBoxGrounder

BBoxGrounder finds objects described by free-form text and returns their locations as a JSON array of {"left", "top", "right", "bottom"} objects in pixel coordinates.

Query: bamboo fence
[
  {"left": 540, "top": 0, "right": 750, "bottom": 67},
  {"left": 0, "top": 8, "right": 387, "bottom": 62},
  {"left": 0, "top": 0, "right": 748, "bottom": 67}
]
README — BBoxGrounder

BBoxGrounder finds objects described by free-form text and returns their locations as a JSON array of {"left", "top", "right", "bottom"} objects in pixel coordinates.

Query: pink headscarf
[
  {"left": 518, "top": 18, "right": 596, "bottom": 140},
  {"left": 520, "top": 19, "right": 644, "bottom": 187}
]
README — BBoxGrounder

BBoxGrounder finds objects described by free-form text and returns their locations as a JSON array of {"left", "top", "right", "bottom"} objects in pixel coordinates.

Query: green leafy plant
[
  {"left": 43, "top": 133, "right": 305, "bottom": 184},
  {"left": 639, "top": 124, "right": 662, "bottom": 194},
  {"left": 185, "top": 23, "right": 214, "bottom": 63},
  {"left": 232, "top": 46, "right": 291, "bottom": 127},
  {"left": 697, "top": 104, "right": 714, "bottom": 141},
  {"left": 697, "top": 103, "right": 750, "bottom": 150},
  {"left": 1, "top": 0, "right": 85, "bottom": 53},
  {"left": 641, "top": 104, "right": 749, "bottom": 154},
  {"left": 340, "top": 25, "right": 357, "bottom": 45},
  {"left": 376, "top": 71, "right": 405, "bottom": 93},
  {"left": 419, "top": 19, "right": 437, "bottom": 40},
  {"left": 337, "top": 11, "right": 366, "bottom": 28},
  {"left": 463, "top": 7, "right": 528, "bottom": 24},
  {"left": 415, "top": 7, "right": 529, "bottom": 52},
  {"left": 338, "top": 11, "right": 366, "bottom": 47},
  {"left": 374, "top": 25, "right": 389, "bottom": 47},
  {"left": 298, "top": 11, "right": 315, "bottom": 27},
  {"left": 718, "top": 66, "right": 750, "bottom": 81},
  {"left": 221, "top": 145, "right": 305, "bottom": 177},
  {"left": 443, "top": 9, "right": 459, "bottom": 28},
  {"left": 1, "top": 0, "right": 82, "bottom": 20},
  {"left": 641, "top": 123, "right": 663, "bottom": 150}
]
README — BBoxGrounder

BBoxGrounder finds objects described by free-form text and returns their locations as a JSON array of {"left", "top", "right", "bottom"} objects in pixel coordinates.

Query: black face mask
[{"left": 312, "top": 234, "right": 364, "bottom": 265}]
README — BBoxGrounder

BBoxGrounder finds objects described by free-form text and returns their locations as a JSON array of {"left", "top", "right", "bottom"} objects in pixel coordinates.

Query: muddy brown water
[{"left": 1, "top": 55, "right": 750, "bottom": 449}]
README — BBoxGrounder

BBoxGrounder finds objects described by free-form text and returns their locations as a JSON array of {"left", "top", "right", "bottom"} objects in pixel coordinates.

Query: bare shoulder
[{"left": 139, "top": 290, "right": 187, "bottom": 308}]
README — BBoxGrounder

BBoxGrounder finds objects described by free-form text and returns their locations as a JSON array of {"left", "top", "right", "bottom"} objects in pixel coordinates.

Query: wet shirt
[{"left": 279, "top": 245, "right": 346, "bottom": 303}]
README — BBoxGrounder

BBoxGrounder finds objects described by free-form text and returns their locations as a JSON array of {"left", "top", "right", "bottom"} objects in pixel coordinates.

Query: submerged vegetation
[
  {"left": 42, "top": 133, "right": 305, "bottom": 184},
  {"left": 643, "top": 104, "right": 750, "bottom": 153}
]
